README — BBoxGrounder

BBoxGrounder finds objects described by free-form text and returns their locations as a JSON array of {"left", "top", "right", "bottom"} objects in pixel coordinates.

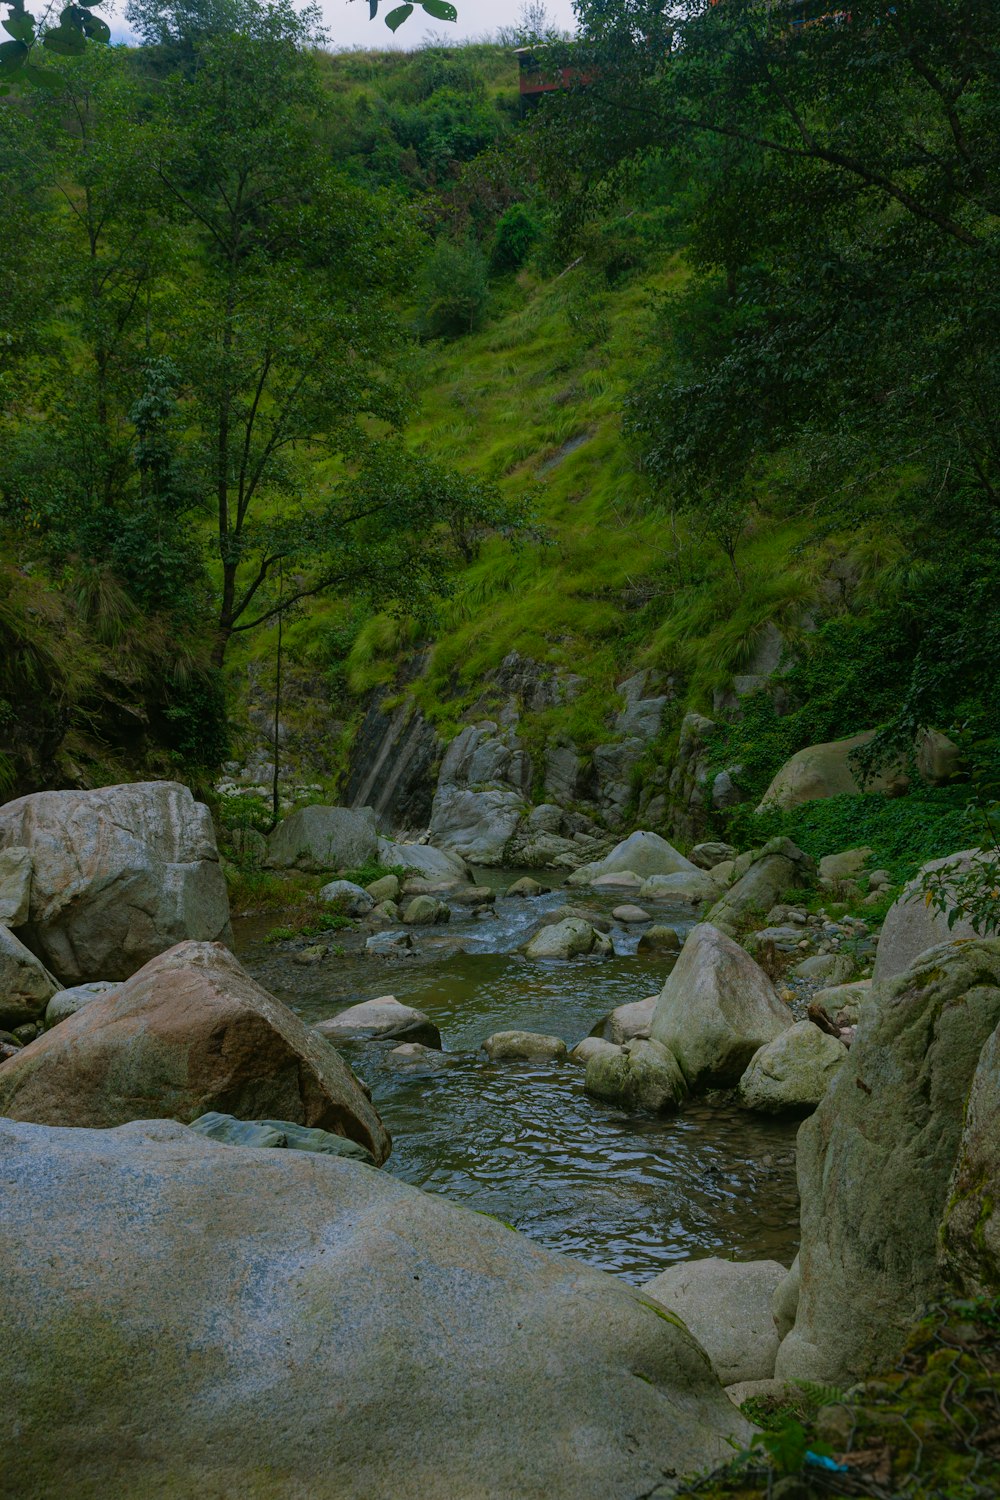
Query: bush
[
  {"left": 490, "top": 203, "right": 542, "bottom": 274},
  {"left": 418, "top": 238, "right": 489, "bottom": 338}
]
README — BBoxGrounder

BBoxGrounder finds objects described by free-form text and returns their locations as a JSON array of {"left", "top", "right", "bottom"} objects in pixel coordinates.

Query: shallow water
[{"left": 235, "top": 871, "right": 800, "bottom": 1285}]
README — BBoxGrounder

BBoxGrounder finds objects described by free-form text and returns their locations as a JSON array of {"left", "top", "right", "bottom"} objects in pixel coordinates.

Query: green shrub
[
  {"left": 418, "top": 239, "right": 489, "bottom": 338},
  {"left": 490, "top": 203, "right": 542, "bottom": 274}
]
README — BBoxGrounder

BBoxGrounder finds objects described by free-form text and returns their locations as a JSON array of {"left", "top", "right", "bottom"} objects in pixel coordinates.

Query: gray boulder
[
  {"left": 638, "top": 871, "right": 717, "bottom": 904},
  {"left": 612, "top": 904, "right": 652, "bottom": 924},
  {"left": 0, "top": 845, "right": 31, "bottom": 926},
  {"left": 756, "top": 732, "right": 905, "bottom": 811},
  {"left": 567, "top": 831, "right": 698, "bottom": 887},
  {"left": 428, "top": 787, "right": 527, "bottom": 865},
  {"left": 0, "top": 1117, "right": 749, "bottom": 1500},
  {"left": 44, "top": 980, "right": 118, "bottom": 1030},
  {"left": 771, "top": 1255, "right": 800, "bottom": 1342},
  {"left": 314, "top": 996, "right": 441, "bottom": 1049},
  {"left": 643, "top": 1257, "right": 788, "bottom": 1386},
  {"left": 366, "top": 873, "right": 401, "bottom": 903},
  {"left": 525, "top": 918, "right": 612, "bottom": 960},
  {"left": 651, "top": 924, "right": 792, "bottom": 1089},
  {"left": 585, "top": 1037, "right": 687, "bottom": 1113},
  {"left": 940, "top": 1020, "right": 1000, "bottom": 1297},
  {"left": 505, "top": 876, "right": 549, "bottom": 898},
  {"left": 188, "top": 1111, "right": 376, "bottom": 1164},
  {"left": 318, "top": 880, "right": 375, "bottom": 916},
  {"left": 811, "top": 978, "right": 872, "bottom": 1026},
  {"left": 483, "top": 1031, "right": 568, "bottom": 1062},
  {"left": 591, "top": 995, "right": 657, "bottom": 1046},
  {"left": 0, "top": 781, "right": 233, "bottom": 986},
  {"left": 378, "top": 838, "right": 471, "bottom": 885},
  {"left": 775, "top": 939, "right": 1000, "bottom": 1383},
  {"left": 267, "top": 805, "right": 378, "bottom": 874},
  {"left": 402, "top": 896, "right": 451, "bottom": 926},
  {"left": 790, "top": 953, "right": 855, "bottom": 985},
  {"left": 707, "top": 838, "right": 814, "bottom": 932},
  {"left": 818, "top": 848, "right": 872, "bottom": 882},
  {"left": 570, "top": 1036, "right": 622, "bottom": 1066},
  {"left": 738, "top": 1021, "right": 846, "bottom": 1115},
  {"left": 385, "top": 1042, "right": 462, "bottom": 1071},
  {"left": 0, "top": 924, "right": 59, "bottom": 1030},
  {"left": 539, "top": 904, "right": 613, "bottom": 933},
  {"left": 637, "top": 925, "right": 681, "bottom": 954},
  {"left": 689, "top": 842, "right": 738, "bottom": 871},
  {"left": 873, "top": 849, "right": 984, "bottom": 983}
]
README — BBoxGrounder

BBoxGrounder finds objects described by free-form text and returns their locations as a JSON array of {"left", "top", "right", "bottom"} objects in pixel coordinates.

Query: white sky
[{"left": 108, "top": 0, "right": 580, "bottom": 52}]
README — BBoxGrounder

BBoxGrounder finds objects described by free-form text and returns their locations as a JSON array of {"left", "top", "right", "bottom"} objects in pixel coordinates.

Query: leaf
[
  {"left": 369, "top": 0, "right": 378, "bottom": 17},
  {"left": 421, "top": 0, "right": 457, "bottom": 19},
  {"left": 384, "top": 4, "right": 412, "bottom": 31},
  {"left": 2, "top": 14, "right": 35, "bottom": 43},
  {"left": 21, "top": 61, "right": 65, "bottom": 89},
  {"left": 42, "top": 23, "right": 86, "bottom": 55},
  {"left": 0, "top": 37, "right": 29, "bottom": 74},
  {"left": 81, "top": 12, "right": 110, "bottom": 40}
]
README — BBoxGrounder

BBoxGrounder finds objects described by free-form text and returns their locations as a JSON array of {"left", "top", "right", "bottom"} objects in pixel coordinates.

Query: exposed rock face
[
  {"left": 0, "top": 781, "right": 233, "bottom": 986},
  {"left": 0, "top": 924, "right": 58, "bottom": 1029},
  {"left": 568, "top": 831, "right": 699, "bottom": 887},
  {"left": 1, "top": 1119, "right": 750, "bottom": 1500},
  {"left": 756, "top": 732, "right": 907, "bottom": 811},
  {"left": 483, "top": 1030, "right": 568, "bottom": 1062},
  {"left": 940, "top": 1021, "right": 1000, "bottom": 1297},
  {"left": 0, "top": 940, "right": 390, "bottom": 1164},
  {"left": 738, "top": 1021, "right": 846, "bottom": 1115},
  {"left": 872, "top": 849, "right": 984, "bottom": 983},
  {"left": 775, "top": 940, "right": 1000, "bottom": 1383},
  {"left": 267, "top": 804, "right": 378, "bottom": 873},
  {"left": 524, "top": 917, "right": 613, "bottom": 960},
  {"left": 584, "top": 1037, "right": 687, "bottom": 1113},
  {"left": 427, "top": 722, "right": 530, "bottom": 865},
  {"left": 344, "top": 680, "right": 442, "bottom": 829},
  {"left": 771, "top": 1255, "right": 800, "bottom": 1342},
  {"left": 0, "top": 845, "right": 31, "bottom": 926},
  {"left": 651, "top": 924, "right": 792, "bottom": 1089},
  {"left": 644, "top": 1258, "right": 788, "bottom": 1386},
  {"left": 707, "top": 838, "right": 814, "bottom": 932},
  {"left": 314, "top": 997, "right": 441, "bottom": 1049}
]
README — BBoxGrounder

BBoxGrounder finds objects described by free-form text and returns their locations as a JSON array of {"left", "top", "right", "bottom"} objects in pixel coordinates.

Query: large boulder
[
  {"left": 428, "top": 786, "right": 527, "bottom": 865},
  {"left": 314, "top": 997, "right": 441, "bottom": 1049},
  {"left": 524, "top": 918, "right": 613, "bottom": 961},
  {"left": 872, "top": 849, "right": 984, "bottom": 983},
  {"left": 0, "top": 845, "right": 31, "bottom": 926},
  {"left": 0, "top": 940, "right": 390, "bottom": 1165},
  {"left": 738, "top": 1021, "right": 846, "bottom": 1115},
  {"left": 756, "top": 732, "right": 906, "bottom": 811},
  {"left": 591, "top": 995, "right": 657, "bottom": 1045},
  {"left": 651, "top": 924, "right": 792, "bottom": 1089},
  {"left": 0, "top": 924, "right": 58, "bottom": 1030},
  {"left": 940, "top": 1020, "right": 1000, "bottom": 1297},
  {"left": 378, "top": 838, "right": 471, "bottom": 884},
  {"left": 584, "top": 1037, "right": 687, "bottom": 1113},
  {"left": 1, "top": 1117, "right": 750, "bottom": 1500},
  {"left": 638, "top": 871, "right": 718, "bottom": 904},
  {"left": 0, "top": 781, "right": 232, "bottom": 986},
  {"left": 267, "top": 804, "right": 378, "bottom": 873},
  {"left": 706, "top": 837, "right": 814, "bottom": 931},
  {"left": 775, "top": 939, "right": 1000, "bottom": 1383},
  {"left": 567, "top": 831, "right": 698, "bottom": 887},
  {"left": 643, "top": 1258, "right": 788, "bottom": 1386}
]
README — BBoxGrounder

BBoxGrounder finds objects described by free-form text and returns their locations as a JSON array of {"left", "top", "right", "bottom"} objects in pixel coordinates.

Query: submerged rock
[
  {"left": 314, "top": 996, "right": 441, "bottom": 1049},
  {"left": 643, "top": 1257, "right": 788, "bottom": 1386},
  {"left": 651, "top": 924, "right": 792, "bottom": 1089},
  {"left": 0, "top": 940, "right": 390, "bottom": 1165},
  {"left": 188, "top": 1110, "right": 376, "bottom": 1164},
  {"left": 524, "top": 917, "right": 613, "bottom": 960},
  {"left": 1, "top": 1116, "right": 750, "bottom": 1500}
]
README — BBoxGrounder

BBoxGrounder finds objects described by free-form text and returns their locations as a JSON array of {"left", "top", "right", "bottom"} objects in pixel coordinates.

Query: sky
[{"left": 108, "top": 0, "right": 581, "bottom": 51}]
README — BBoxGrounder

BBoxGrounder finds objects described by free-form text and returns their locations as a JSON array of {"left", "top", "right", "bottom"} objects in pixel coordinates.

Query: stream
[{"left": 235, "top": 868, "right": 801, "bottom": 1286}]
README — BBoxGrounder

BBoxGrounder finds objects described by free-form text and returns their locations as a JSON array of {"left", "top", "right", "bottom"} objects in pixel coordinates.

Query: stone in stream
[
  {"left": 314, "top": 996, "right": 441, "bottom": 1049},
  {"left": 524, "top": 917, "right": 613, "bottom": 961},
  {"left": 638, "top": 871, "right": 718, "bottom": 905},
  {"left": 505, "top": 876, "right": 549, "bottom": 897},
  {"left": 585, "top": 1037, "right": 687, "bottom": 1113},
  {"left": 0, "top": 845, "right": 32, "bottom": 926},
  {"left": 569, "top": 1036, "right": 621, "bottom": 1066},
  {"left": 651, "top": 923, "right": 792, "bottom": 1090},
  {"left": 378, "top": 837, "right": 472, "bottom": 885},
  {"left": 643, "top": 1257, "right": 788, "bottom": 1386},
  {"left": 1, "top": 1117, "right": 750, "bottom": 1499},
  {"left": 450, "top": 885, "right": 496, "bottom": 908},
  {"left": 775, "top": 938, "right": 1000, "bottom": 1383},
  {"left": 0, "top": 923, "right": 59, "bottom": 1030},
  {"left": 188, "top": 1110, "right": 376, "bottom": 1164},
  {"left": 43, "top": 979, "right": 118, "bottom": 1030},
  {"left": 385, "top": 1042, "right": 462, "bottom": 1071},
  {"left": 590, "top": 995, "right": 656, "bottom": 1046},
  {"left": 567, "top": 830, "right": 700, "bottom": 887},
  {"left": 267, "top": 804, "right": 378, "bottom": 873},
  {"left": 365, "top": 930, "right": 414, "bottom": 956},
  {"left": 482, "top": 1030, "right": 568, "bottom": 1063},
  {"left": 318, "top": 879, "right": 374, "bottom": 916},
  {"left": 365, "top": 873, "right": 400, "bottom": 903},
  {"left": 612, "top": 904, "right": 652, "bottom": 924},
  {"left": 737, "top": 1021, "right": 846, "bottom": 1115},
  {"left": 591, "top": 871, "right": 643, "bottom": 891},
  {"left": 0, "top": 940, "right": 391, "bottom": 1166},
  {"left": 539, "top": 904, "right": 613, "bottom": 933},
  {"left": 637, "top": 925, "right": 682, "bottom": 955},
  {"left": 0, "top": 781, "right": 233, "bottom": 986},
  {"left": 401, "top": 895, "right": 451, "bottom": 925}
]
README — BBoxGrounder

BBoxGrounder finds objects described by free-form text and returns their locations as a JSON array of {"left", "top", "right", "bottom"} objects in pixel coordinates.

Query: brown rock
[{"left": 0, "top": 940, "right": 389, "bottom": 1164}]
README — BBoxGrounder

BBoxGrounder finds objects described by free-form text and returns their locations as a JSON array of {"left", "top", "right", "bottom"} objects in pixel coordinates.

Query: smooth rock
[
  {"left": 651, "top": 924, "right": 792, "bottom": 1089},
  {"left": 637, "top": 925, "right": 682, "bottom": 954},
  {"left": 0, "top": 940, "right": 390, "bottom": 1165},
  {"left": 0, "top": 845, "right": 31, "bottom": 926},
  {"left": 188, "top": 1110, "right": 376, "bottom": 1164},
  {"left": 585, "top": 1037, "right": 687, "bottom": 1113},
  {"left": 771, "top": 1255, "right": 800, "bottom": 1342},
  {"left": 0, "top": 924, "right": 59, "bottom": 1030},
  {"left": 483, "top": 1030, "right": 568, "bottom": 1062},
  {"left": 267, "top": 804, "right": 378, "bottom": 873},
  {"left": 365, "top": 930, "right": 414, "bottom": 956},
  {"left": 567, "top": 831, "right": 700, "bottom": 887},
  {"left": 365, "top": 873, "right": 400, "bottom": 903},
  {"left": 638, "top": 871, "right": 718, "bottom": 904},
  {"left": 318, "top": 879, "right": 375, "bottom": 916},
  {"left": 0, "top": 1117, "right": 749, "bottom": 1499},
  {"left": 689, "top": 842, "right": 738, "bottom": 872},
  {"left": 592, "top": 871, "right": 643, "bottom": 890},
  {"left": 738, "top": 1021, "right": 846, "bottom": 1115},
  {"left": 569, "top": 1036, "right": 622, "bottom": 1065},
  {"left": 818, "top": 848, "right": 872, "bottom": 882},
  {"left": 428, "top": 786, "right": 527, "bottom": 865},
  {"left": 775, "top": 938, "right": 1000, "bottom": 1383},
  {"left": 315, "top": 997, "right": 441, "bottom": 1049},
  {"left": 644, "top": 1258, "right": 787, "bottom": 1385},
  {"left": 43, "top": 980, "right": 118, "bottom": 1030},
  {"left": 756, "top": 732, "right": 906, "bottom": 811},
  {"left": 539, "top": 904, "right": 614, "bottom": 933},
  {"left": 707, "top": 839, "right": 815, "bottom": 932},
  {"left": 450, "top": 885, "right": 496, "bottom": 908},
  {"left": 378, "top": 839, "right": 471, "bottom": 884},
  {"left": 505, "top": 876, "right": 549, "bottom": 898},
  {"left": 402, "top": 896, "right": 451, "bottom": 926},
  {"left": 385, "top": 1042, "right": 461, "bottom": 1070},
  {"left": 591, "top": 995, "right": 656, "bottom": 1045},
  {"left": 811, "top": 978, "right": 872, "bottom": 1025},
  {"left": 525, "top": 918, "right": 612, "bottom": 960},
  {"left": 790, "top": 953, "right": 855, "bottom": 985},
  {"left": 613, "top": 904, "right": 652, "bottom": 924},
  {"left": 873, "top": 849, "right": 985, "bottom": 983},
  {"left": 0, "top": 781, "right": 233, "bottom": 986},
  {"left": 370, "top": 900, "right": 400, "bottom": 921}
]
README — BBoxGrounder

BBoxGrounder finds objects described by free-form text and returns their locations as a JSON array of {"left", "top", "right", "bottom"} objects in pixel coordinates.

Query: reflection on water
[{"left": 236, "top": 873, "right": 800, "bottom": 1285}]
